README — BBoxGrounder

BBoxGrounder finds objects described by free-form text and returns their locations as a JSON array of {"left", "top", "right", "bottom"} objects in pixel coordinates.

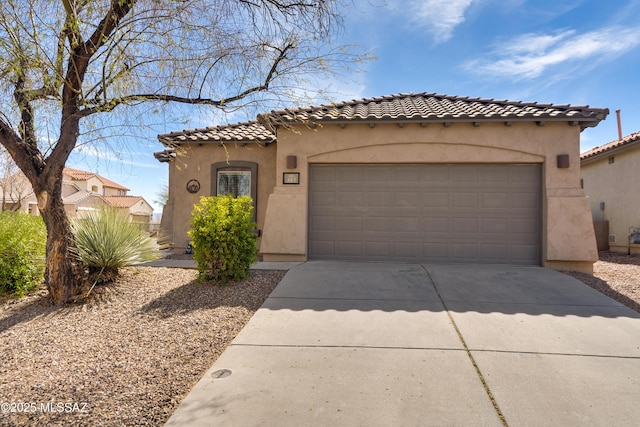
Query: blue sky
[{"left": 68, "top": 0, "right": 640, "bottom": 212}]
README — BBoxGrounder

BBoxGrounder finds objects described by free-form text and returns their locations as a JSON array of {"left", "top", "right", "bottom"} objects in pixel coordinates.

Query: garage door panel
[
  {"left": 451, "top": 192, "right": 479, "bottom": 208},
  {"left": 365, "top": 191, "right": 393, "bottom": 207},
  {"left": 309, "top": 164, "right": 541, "bottom": 264},
  {"left": 395, "top": 192, "right": 421, "bottom": 207},
  {"left": 394, "top": 167, "right": 422, "bottom": 182},
  {"left": 364, "top": 166, "right": 392, "bottom": 182},
  {"left": 450, "top": 217, "right": 479, "bottom": 233},
  {"left": 510, "top": 192, "right": 539, "bottom": 209},
  {"left": 511, "top": 218, "right": 539, "bottom": 234},
  {"left": 423, "top": 192, "right": 450, "bottom": 207},
  {"left": 481, "top": 192, "right": 509, "bottom": 208},
  {"left": 451, "top": 167, "right": 479, "bottom": 183},
  {"left": 310, "top": 240, "right": 334, "bottom": 257},
  {"left": 481, "top": 167, "right": 509, "bottom": 182},
  {"left": 310, "top": 215, "right": 335, "bottom": 231},
  {"left": 336, "top": 216, "right": 363, "bottom": 232},
  {"left": 481, "top": 218, "right": 509, "bottom": 233}
]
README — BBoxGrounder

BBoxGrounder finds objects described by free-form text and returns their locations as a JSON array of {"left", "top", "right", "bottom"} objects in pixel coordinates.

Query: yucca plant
[{"left": 72, "top": 208, "right": 159, "bottom": 282}]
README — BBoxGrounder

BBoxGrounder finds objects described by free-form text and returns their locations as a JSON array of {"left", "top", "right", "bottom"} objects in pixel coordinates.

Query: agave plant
[{"left": 72, "top": 208, "right": 159, "bottom": 280}]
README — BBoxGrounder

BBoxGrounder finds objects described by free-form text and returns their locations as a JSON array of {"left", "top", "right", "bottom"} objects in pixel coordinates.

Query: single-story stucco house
[
  {"left": 581, "top": 130, "right": 640, "bottom": 255},
  {"left": 155, "top": 92, "right": 609, "bottom": 273}
]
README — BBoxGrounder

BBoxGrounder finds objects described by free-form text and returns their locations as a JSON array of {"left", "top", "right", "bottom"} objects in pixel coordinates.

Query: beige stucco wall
[
  {"left": 164, "top": 142, "right": 277, "bottom": 252},
  {"left": 581, "top": 143, "right": 640, "bottom": 255},
  {"left": 65, "top": 195, "right": 109, "bottom": 217},
  {"left": 259, "top": 121, "right": 597, "bottom": 273}
]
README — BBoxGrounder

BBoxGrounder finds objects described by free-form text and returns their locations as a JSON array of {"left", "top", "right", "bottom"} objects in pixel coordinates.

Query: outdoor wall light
[
  {"left": 286, "top": 155, "right": 297, "bottom": 169},
  {"left": 557, "top": 154, "right": 570, "bottom": 168}
]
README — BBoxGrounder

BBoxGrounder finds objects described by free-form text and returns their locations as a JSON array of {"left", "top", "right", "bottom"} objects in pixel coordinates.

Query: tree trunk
[{"left": 38, "top": 180, "right": 85, "bottom": 304}]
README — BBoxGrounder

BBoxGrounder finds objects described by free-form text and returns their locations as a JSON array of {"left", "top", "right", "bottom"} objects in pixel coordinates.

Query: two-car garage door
[{"left": 308, "top": 164, "right": 541, "bottom": 265}]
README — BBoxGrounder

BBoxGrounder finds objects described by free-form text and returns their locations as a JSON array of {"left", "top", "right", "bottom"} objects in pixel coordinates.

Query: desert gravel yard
[
  {"left": 1, "top": 253, "right": 639, "bottom": 426},
  {"left": 0, "top": 267, "right": 286, "bottom": 427}
]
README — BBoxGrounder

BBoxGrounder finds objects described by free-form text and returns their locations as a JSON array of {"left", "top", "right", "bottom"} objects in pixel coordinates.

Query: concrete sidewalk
[{"left": 165, "top": 261, "right": 640, "bottom": 426}]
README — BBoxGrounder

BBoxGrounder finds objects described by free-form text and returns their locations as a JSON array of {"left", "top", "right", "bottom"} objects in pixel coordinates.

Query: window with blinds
[{"left": 217, "top": 171, "right": 251, "bottom": 197}]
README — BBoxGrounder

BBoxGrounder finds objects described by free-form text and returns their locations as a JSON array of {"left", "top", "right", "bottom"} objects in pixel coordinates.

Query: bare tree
[{"left": 0, "top": 0, "right": 363, "bottom": 303}]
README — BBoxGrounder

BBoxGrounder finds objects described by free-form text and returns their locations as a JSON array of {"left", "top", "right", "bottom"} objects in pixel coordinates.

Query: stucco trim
[{"left": 306, "top": 142, "right": 546, "bottom": 164}]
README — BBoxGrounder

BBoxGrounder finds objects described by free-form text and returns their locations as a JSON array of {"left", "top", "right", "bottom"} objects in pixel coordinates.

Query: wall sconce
[
  {"left": 557, "top": 154, "right": 570, "bottom": 168},
  {"left": 286, "top": 155, "right": 297, "bottom": 169}
]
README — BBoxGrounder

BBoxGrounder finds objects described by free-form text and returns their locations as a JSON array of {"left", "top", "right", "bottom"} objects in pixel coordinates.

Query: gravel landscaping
[
  {"left": 562, "top": 251, "right": 640, "bottom": 313},
  {"left": 0, "top": 267, "right": 286, "bottom": 426},
  {"left": 1, "top": 253, "right": 638, "bottom": 426}
]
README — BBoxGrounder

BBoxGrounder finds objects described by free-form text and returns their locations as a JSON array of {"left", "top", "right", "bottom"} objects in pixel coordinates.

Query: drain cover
[{"left": 211, "top": 369, "right": 232, "bottom": 379}]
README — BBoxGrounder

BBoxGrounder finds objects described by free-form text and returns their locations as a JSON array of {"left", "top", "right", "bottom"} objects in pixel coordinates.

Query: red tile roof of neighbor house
[
  {"left": 580, "top": 131, "right": 640, "bottom": 160},
  {"left": 104, "top": 195, "right": 144, "bottom": 208},
  {"left": 64, "top": 167, "right": 130, "bottom": 191},
  {"left": 157, "top": 92, "right": 609, "bottom": 146}
]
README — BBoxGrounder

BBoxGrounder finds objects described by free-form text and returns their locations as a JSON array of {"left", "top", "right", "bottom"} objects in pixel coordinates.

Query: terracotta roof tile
[
  {"left": 580, "top": 131, "right": 640, "bottom": 160},
  {"left": 63, "top": 167, "right": 129, "bottom": 191},
  {"left": 158, "top": 120, "right": 276, "bottom": 145},
  {"left": 259, "top": 93, "right": 608, "bottom": 130},
  {"left": 104, "top": 195, "right": 145, "bottom": 208},
  {"left": 156, "top": 93, "right": 608, "bottom": 148}
]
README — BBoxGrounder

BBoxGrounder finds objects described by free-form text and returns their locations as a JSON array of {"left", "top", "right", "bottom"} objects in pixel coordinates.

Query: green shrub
[
  {"left": 72, "top": 208, "right": 159, "bottom": 280},
  {"left": 0, "top": 212, "right": 46, "bottom": 296},
  {"left": 189, "top": 195, "right": 257, "bottom": 284}
]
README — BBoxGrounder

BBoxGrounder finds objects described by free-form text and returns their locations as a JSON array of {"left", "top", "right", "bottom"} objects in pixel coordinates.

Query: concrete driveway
[{"left": 166, "top": 261, "right": 640, "bottom": 426}]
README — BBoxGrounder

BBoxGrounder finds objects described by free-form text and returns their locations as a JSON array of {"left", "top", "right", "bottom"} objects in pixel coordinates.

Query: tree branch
[{"left": 78, "top": 39, "right": 296, "bottom": 117}]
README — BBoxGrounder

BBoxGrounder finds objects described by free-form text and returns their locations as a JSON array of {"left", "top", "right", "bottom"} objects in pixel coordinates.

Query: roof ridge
[{"left": 267, "top": 92, "right": 603, "bottom": 116}]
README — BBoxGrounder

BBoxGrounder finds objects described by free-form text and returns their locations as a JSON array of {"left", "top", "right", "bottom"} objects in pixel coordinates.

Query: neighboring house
[
  {"left": 1, "top": 167, "right": 154, "bottom": 228},
  {"left": 0, "top": 169, "right": 36, "bottom": 213},
  {"left": 104, "top": 195, "right": 155, "bottom": 229},
  {"left": 580, "top": 131, "right": 640, "bottom": 255},
  {"left": 155, "top": 92, "right": 608, "bottom": 273}
]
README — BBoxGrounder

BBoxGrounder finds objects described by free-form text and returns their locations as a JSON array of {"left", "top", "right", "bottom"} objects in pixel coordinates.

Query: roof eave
[
  {"left": 581, "top": 138, "right": 640, "bottom": 163},
  {"left": 267, "top": 116, "right": 607, "bottom": 130}
]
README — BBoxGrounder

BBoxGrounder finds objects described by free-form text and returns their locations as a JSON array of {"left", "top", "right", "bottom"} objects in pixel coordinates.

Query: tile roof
[
  {"left": 63, "top": 167, "right": 129, "bottom": 191},
  {"left": 158, "top": 120, "right": 276, "bottom": 145},
  {"left": 580, "top": 131, "right": 640, "bottom": 160},
  {"left": 104, "top": 195, "right": 145, "bottom": 208},
  {"left": 156, "top": 93, "right": 609, "bottom": 147},
  {"left": 259, "top": 93, "right": 608, "bottom": 131},
  {"left": 62, "top": 190, "right": 99, "bottom": 204}
]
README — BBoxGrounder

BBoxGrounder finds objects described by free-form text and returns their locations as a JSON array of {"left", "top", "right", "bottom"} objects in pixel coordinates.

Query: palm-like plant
[{"left": 72, "top": 208, "right": 159, "bottom": 281}]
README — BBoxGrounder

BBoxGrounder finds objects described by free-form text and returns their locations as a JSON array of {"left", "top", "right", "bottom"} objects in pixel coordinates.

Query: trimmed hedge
[
  {"left": 0, "top": 212, "right": 47, "bottom": 296},
  {"left": 189, "top": 195, "right": 257, "bottom": 284}
]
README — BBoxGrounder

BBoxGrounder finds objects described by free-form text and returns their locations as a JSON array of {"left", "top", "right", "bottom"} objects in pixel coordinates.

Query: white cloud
[
  {"left": 75, "top": 145, "right": 157, "bottom": 169},
  {"left": 465, "top": 26, "right": 640, "bottom": 80},
  {"left": 409, "top": 0, "right": 475, "bottom": 43}
]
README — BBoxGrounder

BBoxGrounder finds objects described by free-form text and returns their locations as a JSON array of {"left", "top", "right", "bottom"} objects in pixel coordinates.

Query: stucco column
[
  {"left": 260, "top": 186, "right": 307, "bottom": 261},
  {"left": 544, "top": 188, "right": 598, "bottom": 274}
]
